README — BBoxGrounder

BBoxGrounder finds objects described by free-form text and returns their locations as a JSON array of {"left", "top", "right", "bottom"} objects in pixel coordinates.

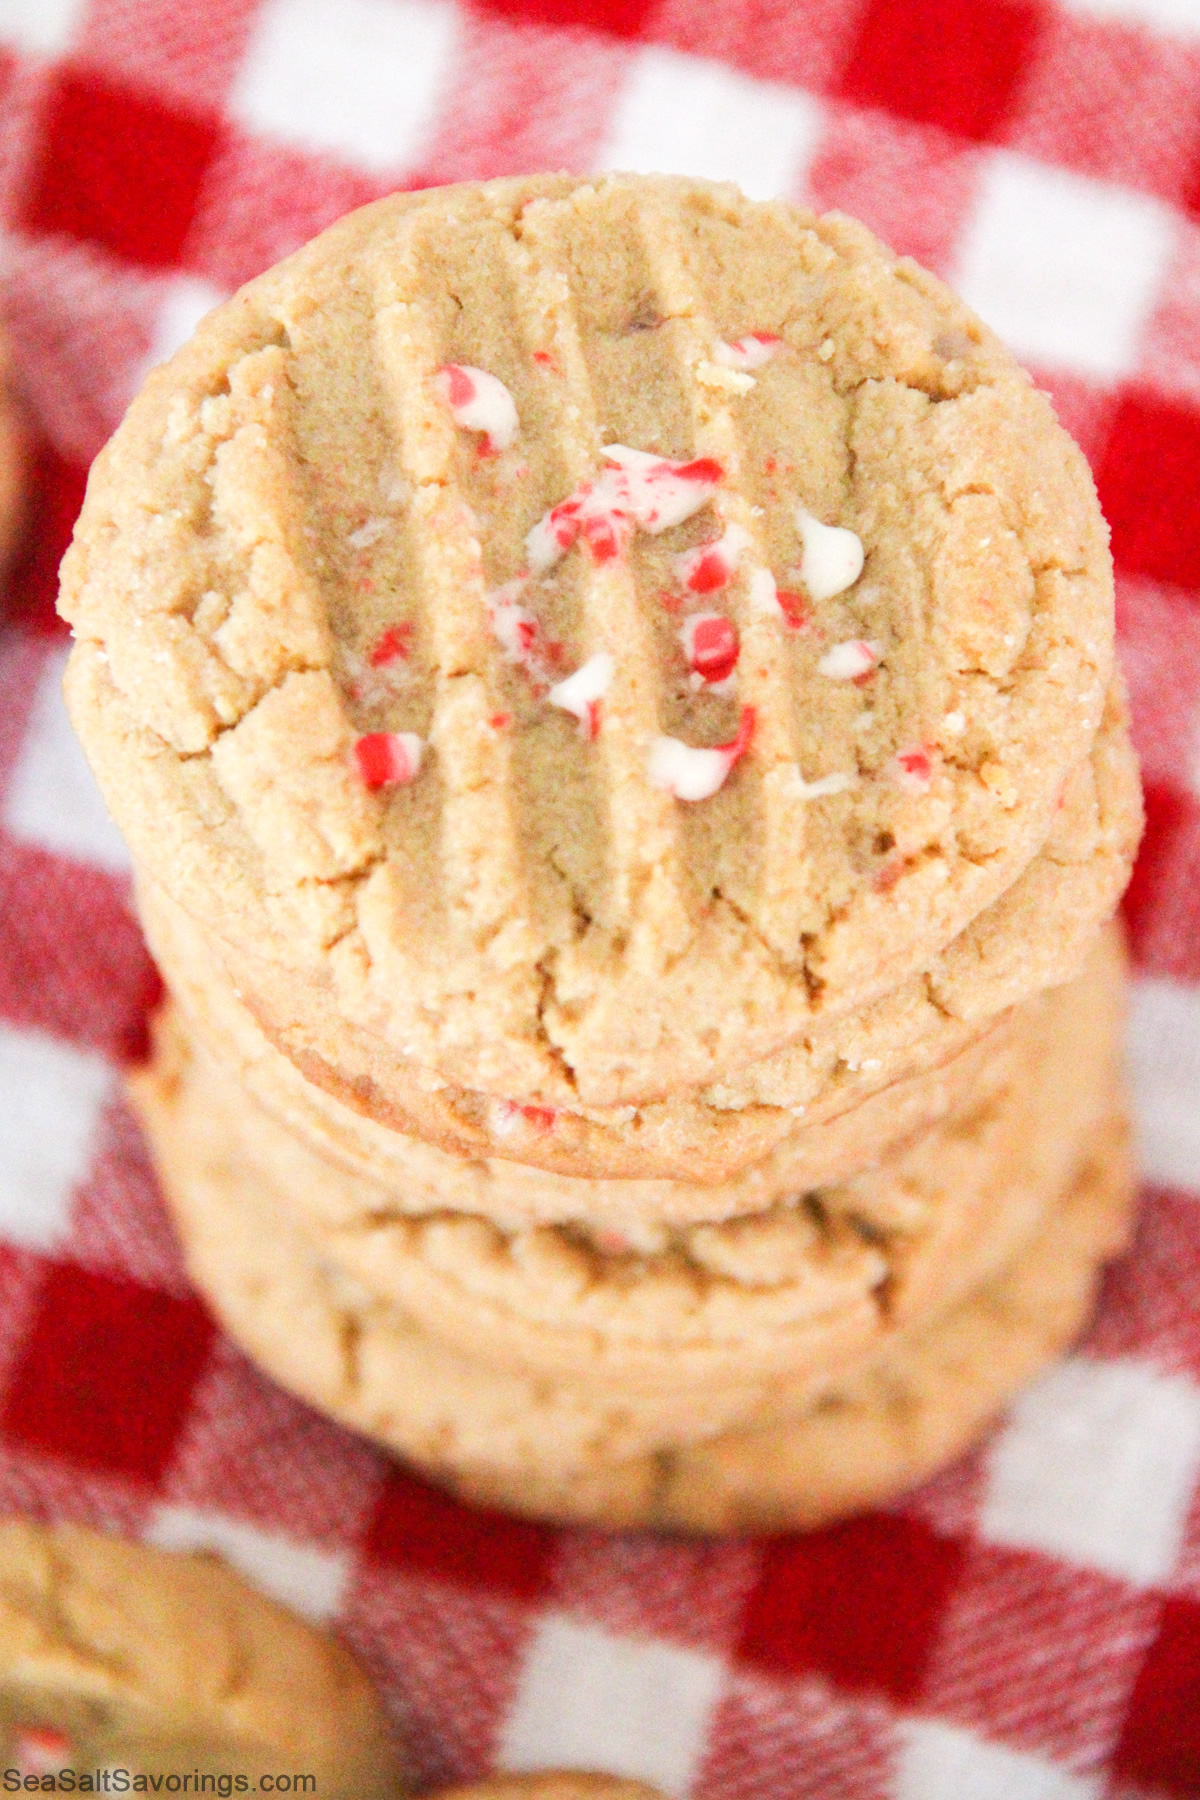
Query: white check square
[
  {"left": 6, "top": 647, "right": 130, "bottom": 875},
  {"left": 599, "top": 44, "right": 822, "bottom": 202},
  {"left": 0, "top": 0, "right": 85, "bottom": 56},
  {"left": 0, "top": 1024, "right": 113, "bottom": 1251},
  {"left": 499, "top": 1613, "right": 723, "bottom": 1799},
  {"left": 146, "top": 1504, "right": 351, "bottom": 1621},
  {"left": 1127, "top": 976, "right": 1200, "bottom": 1193},
  {"left": 954, "top": 150, "right": 1175, "bottom": 380},
  {"left": 231, "top": 0, "right": 457, "bottom": 173},
  {"left": 139, "top": 275, "right": 228, "bottom": 383},
  {"left": 1059, "top": 0, "right": 1200, "bottom": 35},
  {"left": 898, "top": 1718, "right": 1101, "bottom": 1800},
  {"left": 980, "top": 1355, "right": 1200, "bottom": 1587}
]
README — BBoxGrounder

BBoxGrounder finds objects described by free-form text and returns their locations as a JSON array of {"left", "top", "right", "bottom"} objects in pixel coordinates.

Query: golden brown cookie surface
[
  {"left": 0, "top": 1521, "right": 403, "bottom": 1794},
  {"left": 64, "top": 174, "right": 1116, "bottom": 1108},
  {"left": 129, "top": 923, "right": 1130, "bottom": 1521},
  {"left": 133, "top": 672, "right": 1140, "bottom": 1191}
]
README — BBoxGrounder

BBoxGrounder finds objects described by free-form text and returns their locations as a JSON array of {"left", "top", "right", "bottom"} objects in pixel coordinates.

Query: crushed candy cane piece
[
  {"left": 713, "top": 333, "right": 781, "bottom": 371},
  {"left": 747, "top": 566, "right": 781, "bottom": 617},
  {"left": 681, "top": 613, "right": 739, "bottom": 685},
  {"left": 548, "top": 651, "right": 614, "bottom": 740},
  {"left": 348, "top": 515, "right": 389, "bottom": 550},
  {"left": 436, "top": 364, "right": 518, "bottom": 452},
  {"left": 15, "top": 1731, "right": 72, "bottom": 1777},
  {"left": 486, "top": 576, "right": 561, "bottom": 687},
  {"left": 775, "top": 588, "right": 811, "bottom": 631},
  {"left": 489, "top": 711, "right": 512, "bottom": 730},
  {"left": 527, "top": 447, "right": 723, "bottom": 574},
  {"left": 354, "top": 731, "right": 423, "bottom": 789},
  {"left": 674, "top": 522, "right": 751, "bottom": 594},
  {"left": 785, "top": 766, "right": 857, "bottom": 800},
  {"left": 649, "top": 706, "right": 755, "bottom": 801},
  {"left": 796, "top": 507, "right": 864, "bottom": 602},
  {"left": 491, "top": 1099, "right": 557, "bottom": 1138},
  {"left": 893, "top": 747, "right": 934, "bottom": 793},
  {"left": 746, "top": 567, "right": 809, "bottom": 630},
  {"left": 368, "top": 623, "right": 413, "bottom": 666},
  {"left": 818, "top": 639, "right": 881, "bottom": 681}
]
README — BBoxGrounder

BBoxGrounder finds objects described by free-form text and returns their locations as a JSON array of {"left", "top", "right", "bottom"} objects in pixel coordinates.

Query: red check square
[
  {"left": 737, "top": 1515, "right": 966, "bottom": 1704},
  {"left": 470, "top": 0, "right": 655, "bottom": 40},
  {"left": 1097, "top": 387, "right": 1200, "bottom": 592},
  {"left": 1112, "top": 1595, "right": 1200, "bottom": 1792},
  {"left": 1122, "top": 780, "right": 1200, "bottom": 983},
  {"left": 22, "top": 63, "right": 221, "bottom": 269},
  {"left": 1, "top": 1260, "right": 214, "bottom": 1481},
  {"left": 840, "top": 0, "right": 1042, "bottom": 145},
  {"left": 366, "top": 1465, "right": 555, "bottom": 1602}
]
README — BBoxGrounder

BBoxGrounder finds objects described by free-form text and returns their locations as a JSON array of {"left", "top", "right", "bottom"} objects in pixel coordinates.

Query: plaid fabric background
[{"left": 0, "top": 0, "right": 1198, "bottom": 1792}]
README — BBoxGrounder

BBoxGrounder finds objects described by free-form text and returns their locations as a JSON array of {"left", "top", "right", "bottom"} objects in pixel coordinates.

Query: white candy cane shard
[
  {"left": 548, "top": 651, "right": 614, "bottom": 739},
  {"left": 648, "top": 707, "right": 755, "bottom": 801},
  {"left": 818, "top": 639, "right": 881, "bottom": 680},
  {"left": 713, "top": 333, "right": 781, "bottom": 371},
  {"left": 486, "top": 576, "right": 557, "bottom": 686},
  {"left": 796, "top": 507, "right": 864, "bottom": 602},
  {"left": 785, "top": 767, "right": 858, "bottom": 800},
  {"left": 347, "top": 515, "right": 389, "bottom": 550},
  {"left": 436, "top": 364, "right": 519, "bottom": 451},
  {"left": 747, "top": 565, "right": 783, "bottom": 617}
]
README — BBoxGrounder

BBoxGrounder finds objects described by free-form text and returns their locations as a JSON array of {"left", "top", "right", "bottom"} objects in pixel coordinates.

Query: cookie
[
  {"left": 0, "top": 1520, "right": 403, "bottom": 1792},
  {"left": 136, "top": 1049, "right": 1133, "bottom": 1529},
  {"left": 452, "top": 1112, "right": 1136, "bottom": 1533},
  {"left": 140, "top": 863, "right": 1019, "bottom": 1224},
  {"left": 62, "top": 173, "right": 1117, "bottom": 1110},
  {"left": 132, "top": 926, "right": 1123, "bottom": 1398},
  {"left": 135, "top": 675, "right": 1139, "bottom": 1190},
  {"left": 130, "top": 939, "right": 1127, "bottom": 1496}
]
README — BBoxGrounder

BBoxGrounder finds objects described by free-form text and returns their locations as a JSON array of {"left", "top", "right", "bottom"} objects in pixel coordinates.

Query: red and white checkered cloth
[{"left": 0, "top": 0, "right": 1198, "bottom": 1791}]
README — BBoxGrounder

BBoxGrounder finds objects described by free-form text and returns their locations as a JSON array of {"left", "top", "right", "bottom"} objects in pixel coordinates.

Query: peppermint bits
[
  {"left": 354, "top": 731, "right": 423, "bottom": 789},
  {"left": 548, "top": 652, "right": 614, "bottom": 740},
  {"left": 795, "top": 507, "right": 864, "bottom": 603},
  {"left": 681, "top": 613, "right": 739, "bottom": 686},
  {"left": 818, "top": 639, "right": 881, "bottom": 681},
  {"left": 649, "top": 706, "right": 755, "bottom": 802},
  {"left": 713, "top": 333, "right": 781, "bottom": 372},
  {"left": 436, "top": 364, "right": 519, "bottom": 452}
]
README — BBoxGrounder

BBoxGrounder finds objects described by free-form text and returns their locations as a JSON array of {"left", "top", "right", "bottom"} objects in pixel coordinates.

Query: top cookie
[{"left": 61, "top": 174, "right": 1114, "bottom": 1107}]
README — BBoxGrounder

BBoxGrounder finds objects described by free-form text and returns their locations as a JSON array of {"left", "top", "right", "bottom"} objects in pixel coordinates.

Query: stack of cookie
[{"left": 60, "top": 174, "right": 1142, "bottom": 1533}]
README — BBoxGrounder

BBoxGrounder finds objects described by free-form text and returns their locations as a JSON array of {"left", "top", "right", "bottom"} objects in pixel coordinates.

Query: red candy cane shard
[
  {"left": 354, "top": 731, "right": 423, "bottom": 789},
  {"left": 681, "top": 613, "right": 739, "bottom": 685},
  {"left": 368, "top": 623, "right": 414, "bottom": 666},
  {"left": 774, "top": 589, "right": 811, "bottom": 631},
  {"left": 648, "top": 705, "right": 756, "bottom": 801},
  {"left": 16, "top": 1731, "right": 72, "bottom": 1777},
  {"left": 435, "top": 364, "right": 519, "bottom": 452},
  {"left": 893, "top": 747, "right": 935, "bottom": 793},
  {"left": 674, "top": 522, "right": 751, "bottom": 595},
  {"left": 491, "top": 1099, "right": 557, "bottom": 1138}
]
